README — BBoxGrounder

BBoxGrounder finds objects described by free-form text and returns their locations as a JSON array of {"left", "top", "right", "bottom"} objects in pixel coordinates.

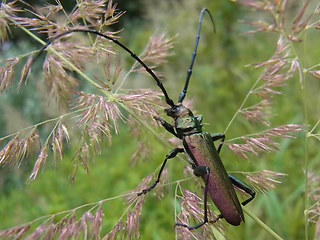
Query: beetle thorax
[
  {"left": 164, "top": 104, "right": 203, "bottom": 136},
  {"left": 176, "top": 115, "right": 203, "bottom": 136}
]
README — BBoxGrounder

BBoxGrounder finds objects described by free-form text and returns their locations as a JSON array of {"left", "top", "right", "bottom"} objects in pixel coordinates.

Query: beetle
[
  {"left": 31, "top": 8, "right": 255, "bottom": 229},
  {"left": 135, "top": 8, "right": 256, "bottom": 229}
]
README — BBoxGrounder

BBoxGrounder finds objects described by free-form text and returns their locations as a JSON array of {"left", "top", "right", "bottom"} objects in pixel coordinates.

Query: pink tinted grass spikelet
[
  {"left": 175, "top": 187, "right": 224, "bottom": 240},
  {"left": 226, "top": 124, "right": 303, "bottom": 160},
  {"left": 245, "top": 170, "right": 287, "bottom": 193},
  {"left": 0, "top": 58, "right": 19, "bottom": 92}
]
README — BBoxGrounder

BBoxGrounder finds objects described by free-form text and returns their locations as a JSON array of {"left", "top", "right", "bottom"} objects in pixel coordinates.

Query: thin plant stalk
[{"left": 243, "top": 207, "right": 283, "bottom": 240}]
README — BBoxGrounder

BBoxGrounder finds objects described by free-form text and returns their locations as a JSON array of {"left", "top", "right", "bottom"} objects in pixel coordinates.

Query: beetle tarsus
[
  {"left": 174, "top": 221, "right": 207, "bottom": 230},
  {"left": 137, "top": 182, "right": 158, "bottom": 196},
  {"left": 174, "top": 214, "right": 222, "bottom": 230}
]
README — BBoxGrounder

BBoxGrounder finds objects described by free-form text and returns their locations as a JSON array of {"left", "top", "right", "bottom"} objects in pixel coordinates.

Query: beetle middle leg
[{"left": 137, "top": 148, "right": 184, "bottom": 196}]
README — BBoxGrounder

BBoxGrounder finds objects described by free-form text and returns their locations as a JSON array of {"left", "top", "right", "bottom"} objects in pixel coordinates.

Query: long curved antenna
[
  {"left": 30, "top": 29, "right": 175, "bottom": 107},
  {"left": 178, "top": 8, "right": 215, "bottom": 103}
]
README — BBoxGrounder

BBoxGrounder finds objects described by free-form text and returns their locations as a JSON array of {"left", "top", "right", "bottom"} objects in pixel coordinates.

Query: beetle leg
[
  {"left": 210, "top": 133, "right": 225, "bottom": 154},
  {"left": 154, "top": 116, "right": 178, "bottom": 137},
  {"left": 228, "top": 174, "right": 256, "bottom": 206},
  {"left": 137, "top": 148, "right": 184, "bottom": 196},
  {"left": 175, "top": 166, "right": 221, "bottom": 229}
]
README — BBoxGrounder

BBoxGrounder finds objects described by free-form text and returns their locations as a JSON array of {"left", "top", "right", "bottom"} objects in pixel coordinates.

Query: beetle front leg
[
  {"left": 175, "top": 166, "right": 221, "bottom": 230},
  {"left": 211, "top": 133, "right": 225, "bottom": 154},
  {"left": 137, "top": 148, "right": 184, "bottom": 196},
  {"left": 228, "top": 174, "right": 256, "bottom": 206},
  {"left": 154, "top": 116, "right": 178, "bottom": 137}
]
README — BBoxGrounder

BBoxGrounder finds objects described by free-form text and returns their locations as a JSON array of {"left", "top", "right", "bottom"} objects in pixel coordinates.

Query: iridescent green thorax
[{"left": 176, "top": 115, "right": 203, "bottom": 136}]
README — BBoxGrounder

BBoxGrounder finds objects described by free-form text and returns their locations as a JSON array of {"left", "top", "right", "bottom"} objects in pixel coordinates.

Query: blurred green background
[{"left": 1, "top": 0, "right": 319, "bottom": 239}]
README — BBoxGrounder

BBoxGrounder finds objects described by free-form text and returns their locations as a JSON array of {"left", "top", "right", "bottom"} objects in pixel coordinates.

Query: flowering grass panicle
[
  {"left": 226, "top": 124, "right": 303, "bottom": 160},
  {"left": 0, "top": 1, "right": 174, "bottom": 237},
  {"left": 227, "top": 0, "right": 320, "bottom": 239},
  {"left": 175, "top": 187, "right": 224, "bottom": 240},
  {"left": 0, "top": 0, "right": 172, "bottom": 178}
]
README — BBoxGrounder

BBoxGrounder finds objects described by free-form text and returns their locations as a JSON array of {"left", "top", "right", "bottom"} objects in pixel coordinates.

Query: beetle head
[{"left": 164, "top": 104, "right": 192, "bottom": 119}]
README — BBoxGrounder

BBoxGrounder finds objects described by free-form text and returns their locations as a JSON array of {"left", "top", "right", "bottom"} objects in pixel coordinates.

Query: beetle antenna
[
  {"left": 29, "top": 29, "right": 175, "bottom": 107},
  {"left": 178, "top": 8, "right": 215, "bottom": 103}
]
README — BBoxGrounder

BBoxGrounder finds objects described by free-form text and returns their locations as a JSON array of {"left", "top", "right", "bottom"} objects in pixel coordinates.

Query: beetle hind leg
[
  {"left": 210, "top": 133, "right": 225, "bottom": 153},
  {"left": 228, "top": 174, "right": 256, "bottom": 206},
  {"left": 175, "top": 165, "right": 220, "bottom": 230}
]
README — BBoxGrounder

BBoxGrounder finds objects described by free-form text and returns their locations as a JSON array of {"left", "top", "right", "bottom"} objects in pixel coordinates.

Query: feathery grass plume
[
  {"left": 308, "top": 70, "right": 320, "bottom": 80},
  {"left": 175, "top": 187, "right": 225, "bottom": 240},
  {"left": 0, "top": 58, "right": 19, "bottom": 91},
  {"left": 153, "top": 167, "right": 169, "bottom": 199},
  {"left": 74, "top": 91, "right": 125, "bottom": 137},
  {"left": 228, "top": 0, "right": 316, "bottom": 127},
  {"left": 120, "top": 89, "right": 162, "bottom": 114},
  {"left": 0, "top": 204, "right": 106, "bottom": 239},
  {"left": 0, "top": 0, "right": 20, "bottom": 45},
  {"left": 243, "top": 170, "right": 287, "bottom": 193},
  {"left": 0, "top": 225, "right": 31, "bottom": 239},
  {"left": 291, "top": 1, "right": 313, "bottom": 37},
  {"left": 126, "top": 111, "right": 162, "bottom": 165},
  {"left": 230, "top": 1, "right": 318, "bottom": 239},
  {"left": 10, "top": 3, "right": 63, "bottom": 35},
  {"left": 70, "top": 0, "right": 124, "bottom": 30},
  {"left": 98, "top": 52, "right": 122, "bottom": 88},
  {"left": 102, "top": 221, "right": 122, "bottom": 240},
  {"left": 225, "top": 124, "right": 303, "bottom": 160},
  {"left": 0, "top": 128, "right": 39, "bottom": 167},
  {"left": 29, "top": 145, "right": 48, "bottom": 180},
  {"left": 52, "top": 123, "right": 69, "bottom": 165},
  {"left": 18, "top": 56, "right": 33, "bottom": 88},
  {"left": 1, "top": 0, "right": 173, "bottom": 183},
  {"left": 134, "top": 34, "right": 174, "bottom": 72},
  {"left": 16, "top": 1, "right": 124, "bottom": 94},
  {"left": 240, "top": 99, "right": 271, "bottom": 125},
  {"left": 124, "top": 199, "right": 143, "bottom": 239},
  {"left": 104, "top": 182, "right": 148, "bottom": 240},
  {"left": 236, "top": 35, "right": 298, "bottom": 126},
  {"left": 129, "top": 33, "right": 175, "bottom": 81}
]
